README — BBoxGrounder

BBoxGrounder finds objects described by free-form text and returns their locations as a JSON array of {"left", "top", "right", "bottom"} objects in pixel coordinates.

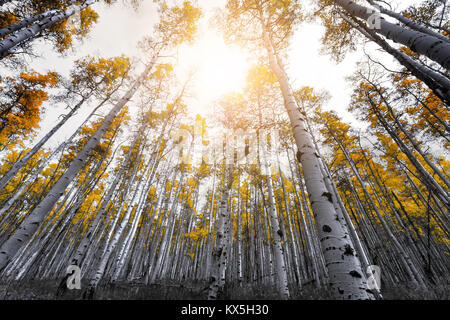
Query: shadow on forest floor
[{"left": 0, "top": 279, "right": 448, "bottom": 300}]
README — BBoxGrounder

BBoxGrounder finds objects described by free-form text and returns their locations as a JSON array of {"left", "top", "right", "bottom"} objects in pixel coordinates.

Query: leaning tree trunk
[
  {"left": 0, "top": 61, "right": 154, "bottom": 271},
  {"left": 367, "top": 96, "right": 450, "bottom": 210},
  {"left": 366, "top": 0, "right": 450, "bottom": 43},
  {"left": 334, "top": 0, "right": 450, "bottom": 69},
  {"left": 84, "top": 161, "right": 145, "bottom": 296},
  {"left": 66, "top": 138, "right": 135, "bottom": 268},
  {"left": 338, "top": 12, "right": 450, "bottom": 106},
  {"left": 0, "top": 98, "right": 89, "bottom": 193},
  {"left": 326, "top": 126, "right": 428, "bottom": 289},
  {"left": 0, "top": 9, "right": 59, "bottom": 38},
  {"left": 263, "top": 30, "right": 372, "bottom": 299},
  {"left": 0, "top": 0, "right": 14, "bottom": 6},
  {"left": 0, "top": 95, "right": 110, "bottom": 219},
  {"left": 0, "top": 0, "right": 95, "bottom": 59},
  {"left": 374, "top": 85, "right": 450, "bottom": 189}
]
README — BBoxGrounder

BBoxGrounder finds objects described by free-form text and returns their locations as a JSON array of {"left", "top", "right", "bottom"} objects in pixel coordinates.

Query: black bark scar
[{"left": 322, "top": 192, "right": 333, "bottom": 203}]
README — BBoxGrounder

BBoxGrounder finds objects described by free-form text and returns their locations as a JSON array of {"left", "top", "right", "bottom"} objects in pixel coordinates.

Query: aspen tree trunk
[
  {"left": 402, "top": 170, "right": 450, "bottom": 237},
  {"left": 0, "top": 85, "right": 119, "bottom": 196},
  {"left": 276, "top": 162, "right": 302, "bottom": 287},
  {"left": 96, "top": 141, "right": 148, "bottom": 280},
  {"left": 208, "top": 164, "right": 231, "bottom": 300},
  {"left": 8, "top": 152, "right": 101, "bottom": 280},
  {"left": 0, "top": 0, "right": 13, "bottom": 6},
  {"left": 146, "top": 166, "right": 177, "bottom": 281},
  {"left": 339, "top": 12, "right": 450, "bottom": 106},
  {"left": 369, "top": 178, "right": 430, "bottom": 281},
  {"left": 149, "top": 169, "right": 182, "bottom": 283},
  {"left": 0, "top": 9, "right": 58, "bottom": 38},
  {"left": 0, "top": 0, "right": 95, "bottom": 59},
  {"left": 84, "top": 151, "right": 145, "bottom": 297},
  {"left": 372, "top": 85, "right": 450, "bottom": 189},
  {"left": 0, "top": 98, "right": 89, "bottom": 193},
  {"left": 204, "top": 163, "right": 216, "bottom": 279},
  {"left": 112, "top": 148, "right": 161, "bottom": 280},
  {"left": 302, "top": 111, "right": 379, "bottom": 295},
  {"left": 255, "top": 103, "right": 290, "bottom": 298},
  {"left": 261, "top": 149, "right": 290, "bottom": 299},
  {"left": 366, "top": 0, "right": 450, "bottom": 43},
  {"left": 327, "top": 128, "right": 427, "bottom": 289},
  {"left": 0, "top": 94, "right": 112, "bottom": 228},
  {"left": 334, "top": 0, "right": 450, "bottom": 69},
  {"left": 26, "top": 158, "right": 107, "bottom": 281},
  {"left": 0, "top": 61, "right": 154, "bottom": 271},
  {"left": 236, "top": 174, "right": 243, "bottom": 284},
  {"left": 286, "top": 148, "right": 325, "bottom": 288},
  {"left": 367, "top": 96, "right": 450, "bottom": 209},
  {"left": 85, "top": 199, "right": 135, "bottom": 296},
  {"left": 147, "top": 148, "right": 179, "bottom": 275},
  {"left": 263, "top": 31, "right": 371, "bottom": 299},
  {"left": 68, "top": 140, "right": 136, "bottom": 268}
]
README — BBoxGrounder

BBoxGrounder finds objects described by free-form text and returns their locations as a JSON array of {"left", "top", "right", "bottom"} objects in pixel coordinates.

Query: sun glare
[{"left": 179, "top": 31, "right": 250, "bottom": 115}]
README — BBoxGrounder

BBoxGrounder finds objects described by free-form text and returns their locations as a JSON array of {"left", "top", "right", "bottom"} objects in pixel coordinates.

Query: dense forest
[{"left": 0, "top": 0, "right": 448, "bottom": 300}]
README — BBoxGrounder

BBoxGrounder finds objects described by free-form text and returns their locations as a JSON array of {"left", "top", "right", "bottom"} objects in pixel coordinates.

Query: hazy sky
[{"left": 25, "top": 0, "right": 419, "bottom": 146}]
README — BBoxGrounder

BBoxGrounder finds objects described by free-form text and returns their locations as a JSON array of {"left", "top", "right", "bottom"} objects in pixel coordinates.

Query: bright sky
[{"left": 24, "top": 0, "right": 421, "bottom": 146}]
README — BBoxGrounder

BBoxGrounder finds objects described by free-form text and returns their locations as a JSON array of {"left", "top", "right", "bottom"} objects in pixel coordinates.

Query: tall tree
[
  {"left": 219, "top": 0, "right": 372, "bottom": 299},
  {"left": 0, "top": 0, "right": 201, "bottom": 271}
]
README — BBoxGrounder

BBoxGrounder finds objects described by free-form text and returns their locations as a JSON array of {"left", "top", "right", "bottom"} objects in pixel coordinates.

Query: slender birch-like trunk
[
  {"left": 334, "top": 0, "right": 450, "bottom": 69},
  {"left": 338, "top": 12, "right": 450, "bottom": 106},
  {"left": 0, "top": 10, "right": 59, "bottom": 38},
  {"left": 0, "top": 9, "right": 59, "bottom": 38},
  {"left": 236, "top": 174, "right": 243, "bottom": 284},
  {"left": 0, "top": 0, "right": 95, "bottom": 59},
  {"left": 366, "top": 0, "right": 450, "bottom": 43},
  {"left": 208, "top": 164, "right": 231, "bottom": 300},
  {"left": 0, "top": 61, "right": 154, "bottom": 271},
  {"left": 261, "top": 148, "right": 290, "bottom": 299},
  {"left": 0, "top": 98, "right": 89, "bottom": 193},
  {"left": 326, "top": 126, "right": 428, "bottom": 288},
  {"left": 263, "top": 30, "right": 371, "bottom": 299},
  {"left": 367, "top": 96, "right": 450, "bottom": 209},
  {"left": 0, "top": 95, "right": 111, "bottom": 220}
]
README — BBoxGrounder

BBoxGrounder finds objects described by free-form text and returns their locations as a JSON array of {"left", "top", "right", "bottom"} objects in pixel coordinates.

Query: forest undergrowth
[{"left": 1, "top": 279, "right": 449, "bottom": 300}]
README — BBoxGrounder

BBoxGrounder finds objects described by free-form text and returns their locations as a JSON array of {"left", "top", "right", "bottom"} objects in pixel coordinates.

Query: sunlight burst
[{"left": 180, "top": 31, "right": 250, "bottom": 114}]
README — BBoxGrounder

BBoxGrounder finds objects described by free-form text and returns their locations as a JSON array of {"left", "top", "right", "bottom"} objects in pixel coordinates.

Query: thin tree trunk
[
  {"left": 0, "top": 9, "right": 58, "bottom": 38},
  {"left": 366, "top": 0, "right": 450, "bottom": 43},
  {"left": 0, "top": 0, "right": 95, "bottom": 59},
  {"left": 0, "top": 61, "right": 154, "bottom": 271},
  {"left": 334, "top": 0, "right": 450, "bottom": 69},
  {"left": 263, "top": 29, "right": 371, "bottom": 299}
]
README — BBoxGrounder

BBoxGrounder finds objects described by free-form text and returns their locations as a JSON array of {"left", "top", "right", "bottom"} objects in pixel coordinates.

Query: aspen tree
[
  {"left": 0, "top": 0, "right": 96, "bottom": 59},
  {"left": 332, "top": 0, "right": 450, "bottom": 69},
  {"left": 220, "top": 0, "right": 372, "bottom": 299},
  {"left": 0, "top": 0, "right": 200, "bottom": 272}
]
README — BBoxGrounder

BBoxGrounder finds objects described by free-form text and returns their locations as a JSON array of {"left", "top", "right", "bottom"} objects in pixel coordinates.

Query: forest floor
[{"left": 0, "top": 279, "right": 449, "bottom": 300}]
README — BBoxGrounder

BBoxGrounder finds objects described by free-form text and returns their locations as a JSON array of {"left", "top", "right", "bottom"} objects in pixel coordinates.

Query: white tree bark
[
  {"left": 338, "top": 11, "right": 450, "bottom": 105},
  {"left": 334, "top": 0, "right": 450, "bottom": 69},
  {"left": 0, "top": 9, "right": 58, "bottom": 38},
  {"left": 366, "top": 0, "right": 450, "bottom": 43},
  {"left": 0, "top": 61, "right": 154, "bottom": 271},
  {"left": 0, "top": 96, "right": 108, "bottom": 219},
  {"left": 263, "top": 30, "right": 371, "bottom": 299},
  {"left": 0, "top": 99, "right": 87, "bottom": 193},
  {"left": 0, "top": 0, "right": 14, "bottom": 6},
  {"left": 0, "top": 0, "right": 95, "bottom": 59},
  {"left": 261, "top": 143, "right": 290, "bottom": 299},
  {"left": 208, "top": 167, "right": 231, "bottom": 300}
]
